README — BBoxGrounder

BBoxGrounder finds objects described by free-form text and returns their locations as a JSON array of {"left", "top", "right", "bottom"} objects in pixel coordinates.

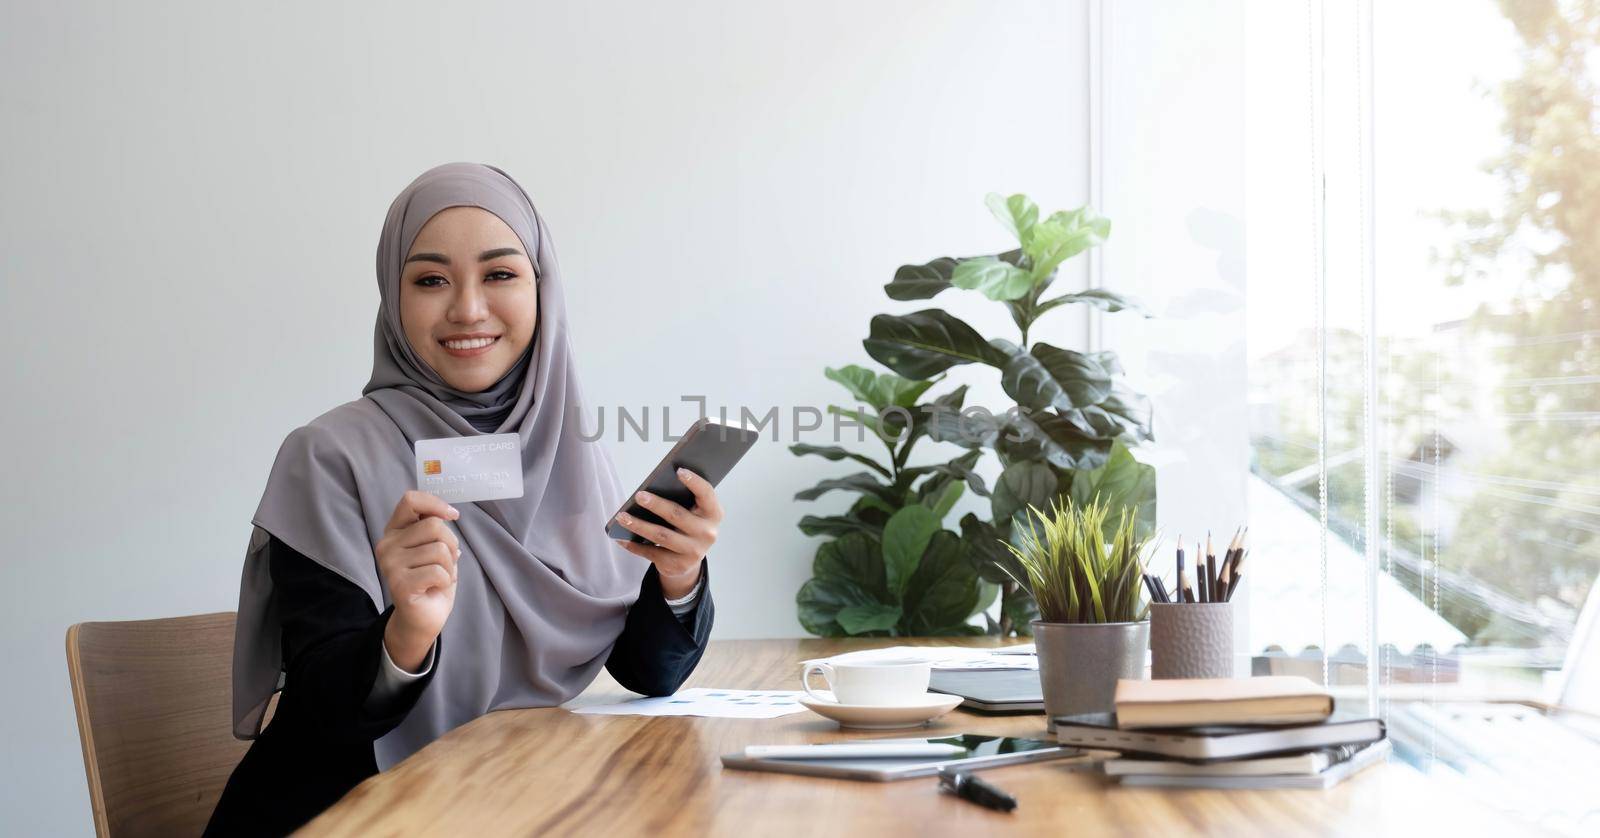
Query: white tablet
[{"left": 720, "top": 734, "right": 1080, "bottom": 782}]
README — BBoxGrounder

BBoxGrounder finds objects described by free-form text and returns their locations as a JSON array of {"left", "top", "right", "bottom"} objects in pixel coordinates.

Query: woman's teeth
[{"left": 443, "top": 337, "right": 498, "bottom": 350}]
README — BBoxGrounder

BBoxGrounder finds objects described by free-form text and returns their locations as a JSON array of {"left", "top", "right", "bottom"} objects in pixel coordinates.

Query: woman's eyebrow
[
  {"left": 403, "top": 247, "right": 524, "bottom": 266},
  {"left": 478, "top": 247, "right": 523, "bottom": 261}
]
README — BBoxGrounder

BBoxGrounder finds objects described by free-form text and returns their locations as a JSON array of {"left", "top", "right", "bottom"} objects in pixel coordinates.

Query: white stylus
[{"left": 744, "top": 743, "right": 968, "bottom": 760}]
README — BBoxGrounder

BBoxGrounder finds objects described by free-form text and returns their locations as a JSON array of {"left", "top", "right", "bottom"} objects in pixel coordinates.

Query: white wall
[
  {"left": 1096, "top": 1, "right": 1250, "bottom": 654},
  {"left": 0, "top": 1, "right": 1094, "bottom": 832}
]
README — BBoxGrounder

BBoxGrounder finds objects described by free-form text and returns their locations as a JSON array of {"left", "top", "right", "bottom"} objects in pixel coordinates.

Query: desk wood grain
[{"left": 301, "top": 638, "right": 1520, "bottom": 837}]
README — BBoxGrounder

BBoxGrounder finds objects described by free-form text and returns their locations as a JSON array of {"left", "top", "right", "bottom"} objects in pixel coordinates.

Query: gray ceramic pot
[
  {"left": 1150, "top": 602, "right": 1234, "bottom": 679},
  {"left": 1032, "top": 619, "right": 1150, "bottom": 730}
]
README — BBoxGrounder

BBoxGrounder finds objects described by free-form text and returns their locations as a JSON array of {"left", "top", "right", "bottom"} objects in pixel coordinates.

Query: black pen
[{"left": 938, "top": 768, "right": 1017, "bottom": 813}]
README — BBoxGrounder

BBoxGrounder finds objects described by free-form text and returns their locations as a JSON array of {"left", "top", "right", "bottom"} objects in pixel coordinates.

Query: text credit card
[{"left": 414, "top": 432, "right": 524, "bottom": 505}]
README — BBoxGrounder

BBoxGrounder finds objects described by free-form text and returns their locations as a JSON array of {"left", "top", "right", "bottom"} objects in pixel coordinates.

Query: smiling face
[{"left": 400, "top": 206, "right": 539, "bottom": 392}]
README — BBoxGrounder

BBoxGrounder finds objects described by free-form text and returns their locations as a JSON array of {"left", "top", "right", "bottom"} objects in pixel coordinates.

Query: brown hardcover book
[{"left": 1113, "top": 676, "right": 1333, "bottom": 729}]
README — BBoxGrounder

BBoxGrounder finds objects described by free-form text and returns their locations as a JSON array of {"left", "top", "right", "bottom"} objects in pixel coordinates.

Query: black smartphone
[{"left": 604, "top": 416, "right": 760, "bottom": 543}]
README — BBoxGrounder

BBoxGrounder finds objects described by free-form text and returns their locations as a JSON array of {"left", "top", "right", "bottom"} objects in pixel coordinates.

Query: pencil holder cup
[{"left": 1149, "top": 602, "right": 1234, "bottom": 679}]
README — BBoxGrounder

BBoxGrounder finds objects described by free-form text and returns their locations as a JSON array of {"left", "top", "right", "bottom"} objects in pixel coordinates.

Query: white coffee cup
[{"left": 801, "top": 659, "right": 932, "bottom": 706}]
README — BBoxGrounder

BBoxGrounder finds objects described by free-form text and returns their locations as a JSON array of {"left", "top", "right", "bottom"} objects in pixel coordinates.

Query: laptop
[{"left": 928, "top": 669, "right": 1044, "bottom": 713}]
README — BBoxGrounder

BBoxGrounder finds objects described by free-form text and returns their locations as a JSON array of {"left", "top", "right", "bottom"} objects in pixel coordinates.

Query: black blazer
[{"left": 205, "top": 534, "right": 713, "bottom": 837}]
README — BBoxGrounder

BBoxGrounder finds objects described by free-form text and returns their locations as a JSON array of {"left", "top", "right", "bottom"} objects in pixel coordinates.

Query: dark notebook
[
  {"left": 928, "top": 670, "right": 1044, "bottom": 713},
  {"left": 1052, "top": 712, "right": 1386, "bottom": 763}
]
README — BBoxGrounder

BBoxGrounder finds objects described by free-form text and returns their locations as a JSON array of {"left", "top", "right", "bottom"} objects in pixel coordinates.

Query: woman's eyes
[{"left": 414, "top": 270, "right": 517, "bottom": 288}]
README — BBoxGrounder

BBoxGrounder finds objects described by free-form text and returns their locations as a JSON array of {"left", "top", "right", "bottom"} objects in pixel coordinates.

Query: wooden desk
[{"left": 303, "top": 638, "right": 1521, "bottom": 836}]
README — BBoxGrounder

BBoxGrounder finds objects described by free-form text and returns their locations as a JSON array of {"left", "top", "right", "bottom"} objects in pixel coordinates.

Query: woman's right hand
[{"left": 376, "top": 490, "right": 461, "bottom": 672}]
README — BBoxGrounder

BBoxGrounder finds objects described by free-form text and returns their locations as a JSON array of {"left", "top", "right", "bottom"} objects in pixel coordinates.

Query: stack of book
[{"left": 1053, "top": 676, "right": 1390, "bottom": 789}]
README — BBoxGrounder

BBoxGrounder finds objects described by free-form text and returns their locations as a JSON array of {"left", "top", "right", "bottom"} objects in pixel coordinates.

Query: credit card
[{"left": 414, "top": 432, "right": 524, "bottom": 504}]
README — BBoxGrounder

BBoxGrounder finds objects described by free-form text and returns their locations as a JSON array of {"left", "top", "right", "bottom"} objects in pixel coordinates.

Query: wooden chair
[{"left": 66, "top": 611, "right": 251, "bottom": 837}]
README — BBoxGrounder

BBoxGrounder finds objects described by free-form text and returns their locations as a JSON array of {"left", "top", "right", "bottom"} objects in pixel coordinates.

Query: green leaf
[
  {"left": 927, "top": 623, "right": 988, "bottom": 636},
  {"left": 812, "top": 531, "right": 888, "bottom": 598},
  {"left": 1053, "top": 404, "right": 1127, "bottom": 440},
  {"left": 1034, "top": 288, "right": 1149, "bottom": 317},
  {"left": 794, "top": 471, "right": 899, "bottom": 504},
  {"left": 998, "top": 411, "right": 1114, "bottom": 471},
  {"left": 951, "top": 256, "right": 1035, "bottom": 301},
  {"left": 835, "top": 603, "right": 903, "bottom": 635},
  {"left": 883, "top": 505, "right": 939, "bottom": 598},
  {"left": 827, "top": 404, "right": 881, "bottom": 436},
  {"left": 923, "top": 403, "right": 1001, "bottom": 450},
  {"left": 885, "top": 256, "right": 960, "bottom": 300},
  {"left": 985, "top": 192, "right": 1040, "bottom": 246},
  {"left": 1002, "top": 584, "right": 1041, "bottom": 634},
  {"left": 798, "top": 513, "right": 883, "bottom": 540},
  {"left": 902, "top": 531, "right": 981, "bottom": 633},
  {"left": 823, "top": 365, "right": 880, "bottom": 405},
  {"left": 991, "top": 461, "right": 1059, "bottom": 523},
  {"left": 902, "top": 384, "right": 969, "bottom": 447},
  {"left": 789, "top": 442, "right": 891, "bottom": 477},
  {"left": 885, "top": 250, "right": 1023, "bottom": 302},
  {"left": 796, "top": 576, "right": 881, "bottom": 636},
  {"left": 823, "top": 365, "right": 938, "bottom": 412},
  {"left": 973, "top": 579, "right": 1000, "bottom": 617},
  {"left": 1100, "top": 385, "right": 1154, "bottom": 441},
  {"left": 863, "top": 309, "right": 1011, "bottom": 379},
  {"left": 853, "top": 493, "right": 899, "bottom": 516},
  {"left": 1055, "top": 389, "right": 1153, "bottom": 444},
  {"left": 884, "top": 377, "right": 939, "bottom": 409},
  {"left": 921, "top": 449, "right": 990, "bottom": 498},
  {"left": 1068, "top": 441, "right": 1157, "bottom": 539},
  {"left": 961, "top": 513, "right": 1027, "bottom": 585},
  {"left": 1024, "top": 207, "right": 1110, "bottom": 282},
  {"left": 920, "top": 479, "right": 965, "bottom": 520},
  {"left": 849, "top": 495, "right": 896, "bottom": 524},
  {"left": 1000, "top": 342, "right": 1114, "bottom": 412}
]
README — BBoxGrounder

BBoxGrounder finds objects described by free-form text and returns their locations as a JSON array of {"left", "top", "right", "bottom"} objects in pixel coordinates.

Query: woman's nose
[{"left": 448, "top": 281, "right": 489, "bottom": 322}]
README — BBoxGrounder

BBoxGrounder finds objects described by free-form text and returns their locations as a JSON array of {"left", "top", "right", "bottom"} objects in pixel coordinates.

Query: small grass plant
[{"left": 1000, "top": 496, "right": 1152, "bottom": 624}]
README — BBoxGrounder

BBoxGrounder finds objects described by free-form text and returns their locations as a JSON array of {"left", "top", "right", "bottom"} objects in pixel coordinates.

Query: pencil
[
  {"left": 1225, "top": 544, "right": 1250, "bottom": 602},
  {"left": 1194, "top": 539, "right": 1204, "bottom": 602},
  {"left": 1205, "top": 532, "right": 1218, "bottom": 604},
  {"left": 1175, "top": 536, "right": 1185, "bottom": 603},
  {"left": 1217, "top": 527, "right": 1240, "bottom": 601},
  {"left": 1229, "top": 528, "right": 1249, "bottom": 579},
  {"left": 1180, "top": 569, "right": 1196, "bottom": 606}
]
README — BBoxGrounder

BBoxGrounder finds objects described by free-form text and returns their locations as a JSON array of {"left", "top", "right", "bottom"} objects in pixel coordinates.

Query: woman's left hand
[{"left": 612, "top": 467, "right": 722, "bottom": 600}]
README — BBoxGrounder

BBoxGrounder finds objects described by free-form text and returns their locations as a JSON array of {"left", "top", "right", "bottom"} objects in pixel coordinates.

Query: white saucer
[{"left": 798, "top": 691, "right": 964, "bottom": 730}]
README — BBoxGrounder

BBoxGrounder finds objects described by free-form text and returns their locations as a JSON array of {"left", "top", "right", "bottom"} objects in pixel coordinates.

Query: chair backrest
[{"left": 66, "top": 611, "right": 250, "bottom": 837}]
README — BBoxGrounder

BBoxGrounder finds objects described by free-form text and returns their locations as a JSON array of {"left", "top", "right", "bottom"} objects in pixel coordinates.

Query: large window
[{"left": 1245, "top": 0, "right": 1600, "bottom": 831}]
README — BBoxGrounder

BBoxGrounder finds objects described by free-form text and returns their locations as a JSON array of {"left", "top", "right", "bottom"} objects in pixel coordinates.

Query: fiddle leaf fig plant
[
  {"left": 792, "top": 365, "right": 996, "bottom": 636},
  {"left": 867, "top": 192, "right": 1157, "bottom": 635},
  {"left": 793, "top": 192, "right": 1157, "bottom": 637}
]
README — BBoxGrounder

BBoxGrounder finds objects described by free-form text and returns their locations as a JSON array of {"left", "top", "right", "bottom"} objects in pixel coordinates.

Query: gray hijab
[{"left": 231, "top": 162, "right": 642, "bottom": 768}]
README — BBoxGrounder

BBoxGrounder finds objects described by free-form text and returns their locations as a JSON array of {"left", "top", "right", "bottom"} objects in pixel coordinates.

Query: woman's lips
[{"left": 440, "top": 336, "right": 500, "bottom": 358}]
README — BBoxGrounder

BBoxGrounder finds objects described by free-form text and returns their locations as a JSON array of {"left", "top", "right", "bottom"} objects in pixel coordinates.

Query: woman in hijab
[{"left": 205, "top": 163, "right": 720, "bottom": 836}]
